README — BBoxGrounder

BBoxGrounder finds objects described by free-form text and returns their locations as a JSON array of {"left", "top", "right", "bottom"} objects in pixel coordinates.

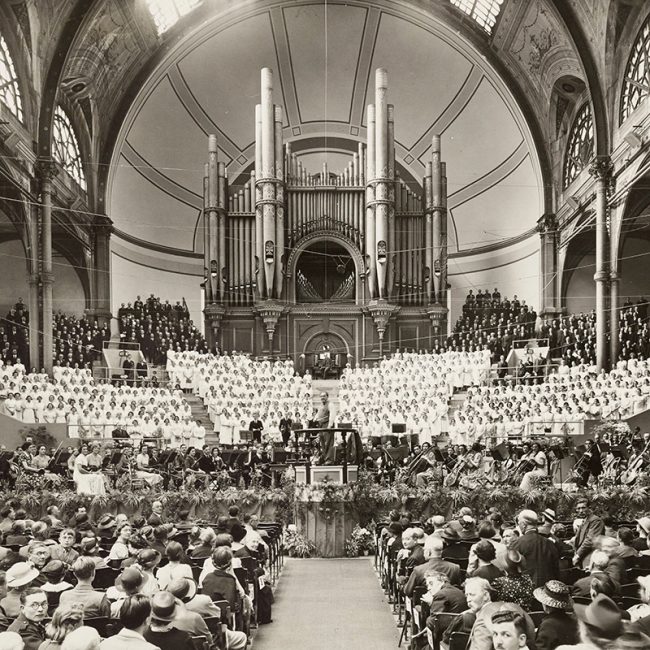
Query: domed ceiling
[{"left": 107, "top": 1, "right": 543, "bottom": 259}]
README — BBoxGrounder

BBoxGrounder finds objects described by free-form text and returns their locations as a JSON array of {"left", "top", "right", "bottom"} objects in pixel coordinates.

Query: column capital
[
  {"left": 589, "top": 155, "right": 613, "bottom": 181},
  {"left": 536, "top": 213, "right": 558, "bottom": 235},
  {"left": 94, "top": 214, "right": 113, "bottom": 235},
  {"left": 35, "top": 158, "right": 59, "bottom": 183}
]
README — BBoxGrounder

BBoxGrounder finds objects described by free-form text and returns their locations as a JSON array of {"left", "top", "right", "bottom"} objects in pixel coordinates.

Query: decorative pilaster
[
  {"left": 204, "top": 303, "right": 226, "bottom": 350},
  {"left": 254, "top": 301, "right": 286, "bottom": 355},
  {"left": 427, "top": 304, "right": 447, "bottom": 347},
  {"left": 91, "top": 215, "right": 113, "bottom": 326},
  {"left": 36, "top": 159, "right": 58, "bottom": 375},
  {"left": 366, "top": 300, "right": 400, "bottom": 357},
  {"left": 589, "top": 155, "right": 613, "bottom": 371},
  {"left": 536, "top": 213, "right": 561, "bottom": 318}
]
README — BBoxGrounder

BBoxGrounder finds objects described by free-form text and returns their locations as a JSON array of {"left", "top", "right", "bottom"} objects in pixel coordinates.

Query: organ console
[{"left": 201, "top": 67, "right": 449, "bottom": 357}]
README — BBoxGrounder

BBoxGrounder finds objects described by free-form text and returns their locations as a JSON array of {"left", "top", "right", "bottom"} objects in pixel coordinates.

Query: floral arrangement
[
  {"left": 284, "top": 525, "right": 316, "bottom": 558},
  {"left": 345, "top": 524, "right": 376, "bottom": 557}
]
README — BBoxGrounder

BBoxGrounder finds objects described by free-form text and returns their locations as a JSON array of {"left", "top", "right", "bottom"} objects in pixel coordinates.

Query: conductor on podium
[{"left": 315, "top": 392, "right": 337, "bottom": 464}]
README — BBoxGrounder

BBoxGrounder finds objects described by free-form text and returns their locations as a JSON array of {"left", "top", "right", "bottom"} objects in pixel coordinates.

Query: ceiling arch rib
[{"left": 104, "top": 0, "right": 547, "bottom": 254}]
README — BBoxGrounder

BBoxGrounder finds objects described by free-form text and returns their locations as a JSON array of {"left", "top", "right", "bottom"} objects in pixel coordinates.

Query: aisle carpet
[{"left": 253, "top": 558, "right": 400, "bottom": 650}]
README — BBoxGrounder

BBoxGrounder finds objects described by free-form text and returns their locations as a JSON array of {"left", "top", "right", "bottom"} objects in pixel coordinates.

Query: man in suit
[
  {"left": 514, "top": 509, "right": 559, "bottom": 588},
  {"left": 571, "top": 550, "right": 609, "bottom": 597},
  {"left": 573, "top": 498, "right": 605, "bottom": 568},
  {"left": 424, "top": 570, "right": 467, "bottom": 619},
  {"left": 404, "top": 535, "right": 461, "bottom": 597},
  {"left": 401, "top": 527, "right": 426, "bottom": 570}
]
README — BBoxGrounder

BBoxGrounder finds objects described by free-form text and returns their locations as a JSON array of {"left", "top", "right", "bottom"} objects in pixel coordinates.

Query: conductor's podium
[{"left": 295, "top": 465, "right": 358, "bottom": 484}]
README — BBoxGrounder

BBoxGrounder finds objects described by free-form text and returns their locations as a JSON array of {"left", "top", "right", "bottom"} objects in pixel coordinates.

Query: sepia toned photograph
[{"left": 0, "top": 0, "right": 649, "bottom": 648}]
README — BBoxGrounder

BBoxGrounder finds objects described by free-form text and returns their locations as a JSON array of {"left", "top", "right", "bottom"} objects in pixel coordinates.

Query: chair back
[
  {"left": 620, "top": 582, "right": 641, "bottom": 598},
  {"left": 449, "top": 631, "right": 470, "bottom": 650}
]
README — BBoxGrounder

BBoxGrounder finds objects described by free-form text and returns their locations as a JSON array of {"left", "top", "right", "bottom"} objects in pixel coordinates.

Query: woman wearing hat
[
  {"left": 134, "top": 549, "right": 161, "bottom": 597},
  {"left": 143, "top": 591, "right": 196, "bottom": 650},
  {"left": 1, "top": 562, "right": 40, "bottom": 618},
  {"left": 106, "top": 566, "right": 146, "bottom": 618},
  {"left": 39, "top": 603, "right": 84, "bottom": 650},
  {"left": 556, "top": 594, "right": 625, "bottom": 650},
  {"left": 534, "top": 580, "right": 579, "bottom": 650},
  {"left": 492, "top": 551, "right": 534, "bottom": 610}
]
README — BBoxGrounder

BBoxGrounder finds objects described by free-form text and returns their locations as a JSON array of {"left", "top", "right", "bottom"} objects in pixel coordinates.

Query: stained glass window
[
  {"left": 620, "top": 13, "right": 650, "bottom": 123},
  {"left": 0, "top": 35, "right": 23, "bottom": 121},
  {"left": 52, "top": 106, "right": 86, "bottom": 191},
  {"left": 563, "top": 103, "right": 593, "bottom": 190},
  {"left": 145, "top": 0, "right": 202, "bottom": 35},
  {"left": 450, "top": 0, "right": 504, "bottom": 35}
]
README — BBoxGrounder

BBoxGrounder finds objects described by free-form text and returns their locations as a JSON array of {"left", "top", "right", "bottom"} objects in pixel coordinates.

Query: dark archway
[{"left": 295, "top": 241, "right": 355, "bottom": 303}]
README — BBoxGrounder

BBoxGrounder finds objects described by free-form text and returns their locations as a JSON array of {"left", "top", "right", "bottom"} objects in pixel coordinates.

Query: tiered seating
[
  {"left": 117, "top": 295, "right": 209, "bottom": 365},
  {"left": 338, "top": 350, "right": 491, "bottom": 440},
  {"left": 167, "top": 351, "right": 312, "bottom": 439},
  {"left": 454, "top": 359, "right": 650, "bottom": 441},
  {"left": 0, "top": 298, "right": 29, "bottom": 366},
  {"left": 0, "top": 365, "right": 201, "bottom": 445}
]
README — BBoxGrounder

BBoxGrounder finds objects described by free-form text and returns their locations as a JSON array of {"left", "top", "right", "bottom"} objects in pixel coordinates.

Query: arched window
[
  {"left": 620, "top": 13, "right": 650, "bottom": 124},
  {"left": 450, "top": 0, "right": 504, "bottom": 35},
  {"left": 52, "top": 106, "right": 86, "bottom": 191},
  {"left": 563, "top": 103, "right": 593, "bottom": 190},
  {"left": 0, "top": 35, "right": 23, "bottom": 122},
  {"left": 145, "top": 0, "right": 201, "bottom": 35}
]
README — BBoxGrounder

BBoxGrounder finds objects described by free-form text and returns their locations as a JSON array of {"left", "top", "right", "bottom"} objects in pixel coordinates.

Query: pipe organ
[{"left": 202, "top": 68, "right": 448, "bottom": 360}]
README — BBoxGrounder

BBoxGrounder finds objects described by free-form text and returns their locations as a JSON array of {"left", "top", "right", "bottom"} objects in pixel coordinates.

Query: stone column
[
  {"left": 37, "top": 159, "right": 58, "bottom": 375},
  {"left": 27, "top": 197, "right": 40, "bottom": 370},
  {"left": 589, "top": 156, "right": 613, "bottom": 372},
  {"left": 610, "top": 270, "right": 619, "bottom": 363},
  {"left": 537, "top": 213, "right": 560, "bottom": 318},
  {"left": 93, "top": 215, "right": 112, "bottom": 327}
]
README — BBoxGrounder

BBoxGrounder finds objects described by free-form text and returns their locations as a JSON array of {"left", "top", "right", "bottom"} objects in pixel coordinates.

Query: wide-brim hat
[
  {"left": 533, "top": 580, "right": 574, "bottom": 611},
  {"left": 80, "top": 537, "right": 100, "bottom": 554},
  {"left": 6, "top": 562, "right": 39, "bottom": 588},
  {"left": 151, "top": 590, "right": 177, "bottom": 622},
  {"left": 97, "top": 515, "right": 117, "bottom": 531},
  {"left": 542, "top": 508, "right": 556, "bottom": 524},
  {"left": 137, "top": 548, "right": 161, "bottom": 570},
  {"left": 574, "top": 594, "right": 623, "bottom": 639},
  {"left": 42, "top": 560, "right": 66, "bottom": 582},
  {"left": 440, "top": 527, "right": 460, "bottom": 542},
  {"left": 116, "top": 566, "right": 145, "bottom": 593},
  {"left": 167, "top": 578, "right": 197, "bottom": 601}
]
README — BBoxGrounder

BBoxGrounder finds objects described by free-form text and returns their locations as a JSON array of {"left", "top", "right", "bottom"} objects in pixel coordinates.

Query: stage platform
[{"left": 295, "top": 464, "right": 358, "bottom": 484}]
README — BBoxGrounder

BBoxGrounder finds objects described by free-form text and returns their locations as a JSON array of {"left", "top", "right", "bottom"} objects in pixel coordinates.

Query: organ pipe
[
  {"left": 366, "top": 103, "right": 377, "bottom": 298},
  {"left": 274, "top": 106, "right": 285, "bottom": 298},
  {"left": 387, "top": 104, "right": 395, "bottom": 299},
  {"left": 255, "top": 104, "right": 264, "bottom": 297},
  {"left": 207, "top": 135, "right": 220, "bottom": 301},
  {"left": 375, "top": 69, "right": 389, "bottom": 299},
  {"left": 202, "top": 165, "right": 211, "bottom": 303}
]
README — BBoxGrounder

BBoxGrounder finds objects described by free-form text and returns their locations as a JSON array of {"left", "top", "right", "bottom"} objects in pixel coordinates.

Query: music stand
[
  {"left": 239, "top": 430, "right": 253, "bottom": 443},
  {"left": 392, "top": 423, "right": 406, "bottom": 434}
]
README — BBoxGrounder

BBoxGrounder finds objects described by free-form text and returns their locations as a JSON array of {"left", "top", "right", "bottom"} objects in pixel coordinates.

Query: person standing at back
[{"left": 514, "top": 510, "right": 559, "bottom": 588}]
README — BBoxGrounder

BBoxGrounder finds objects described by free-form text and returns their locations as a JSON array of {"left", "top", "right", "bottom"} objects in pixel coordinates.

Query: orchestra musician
[
  {"left": 622, "top": 440, "right": 648, "bottom": 485},
  {"left": 518, "top": 441, "right": 548, "bottom": 490},
  {"left": 135, "top": 443, "right": 163, "bottom": 487},
  {"left": 575, "top": 439, "right": 602, "bottom": 487},
  {"left": 73, "top": 443, "right": 106, "bottom": 496},
  {"left": 183, "top": 446, "right": 208, "bottom": 489}
]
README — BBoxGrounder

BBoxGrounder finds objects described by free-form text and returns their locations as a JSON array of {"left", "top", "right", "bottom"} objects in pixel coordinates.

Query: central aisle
[{"left": 253, "top": 558, "right": 400, "bottom": 650}]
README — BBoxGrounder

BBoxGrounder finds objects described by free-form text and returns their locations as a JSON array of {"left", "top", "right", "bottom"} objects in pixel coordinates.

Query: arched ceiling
[{"left": 106, "top": 0, "right": 548, "bottom": 256}]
